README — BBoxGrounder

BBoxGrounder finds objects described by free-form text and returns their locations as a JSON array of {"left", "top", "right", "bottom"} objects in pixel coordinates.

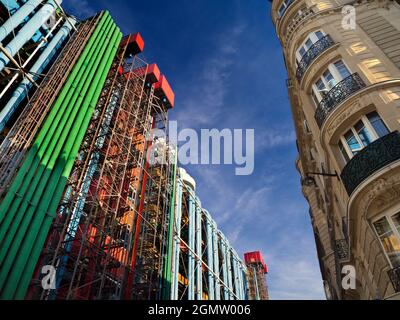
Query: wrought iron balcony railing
[
  {"left": 341, "top": 131, "right": 400, "bottom": 195},
  {"left": 388, "top": 266, "right": 400, "bottom": 293},
  {"left": 296, "top": 35, "right": 335, "bottom": 81},
  {"left": 335, "top": 239, "right": 350, "bottom": 261},
  {"left": 315, "top": 73, "right": 366, "bottom": 128}
]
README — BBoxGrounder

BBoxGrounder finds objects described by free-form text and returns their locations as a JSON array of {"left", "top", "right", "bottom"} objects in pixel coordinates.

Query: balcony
[
  {"left": 388, "top": 266, "right": 400, "bottom": 293},
  {"left": 315, "top": 73, "right": 366, "bottom": 128},
  {"left": 296, "top": 35, "right": 335, "bottom": 81},
  {"left": 335, "top": 239, "right": 350, "bottom": 262},
  {"left": 341, "top": 132, "right": 400, "bottom": 196}
]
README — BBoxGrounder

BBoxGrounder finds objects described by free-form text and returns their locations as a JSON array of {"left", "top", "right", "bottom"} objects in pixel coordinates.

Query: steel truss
[
  {"left": 27, "top": 34, "right": 172, "bottom": 300},
  {"left": 173, "top": 181, "right": 246, "bottom": 300},
  {"left": 0, "top": 13, "right": 101, "bottom": 198}
]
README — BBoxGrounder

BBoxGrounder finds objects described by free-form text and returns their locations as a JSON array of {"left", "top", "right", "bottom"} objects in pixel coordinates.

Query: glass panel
[
  {"left": 367, "top": 111, "right": 390, "bottom": 138},
  {"left": 305, "top": 38, "right": 313, "bottom": 49},
  {"left": 278, "top": 5, "right": 286, "bottom": 16},
  {"left": 339, "top": 141, "right": 350, "bottom": 163},
  {"left": 299, "top": 47, "right": 306, "bottom": 58},
  {"left": 323, "top": 70, "right": 336, "bottom": 88},
  {"left": 392, "top": 212, "right": 400, "bottom": 234},
  {"left": 315, "top": 30, "right": 324, "bottom": 40},
  {"left": 315, "top": 79, "right": 327, "bottom": 98},
  {"left": 344, "top": 130, "right": 362, "bottom": 155},
  {"left": 354, "top": 120, "right": 374, "bottom": 146},
  {"left": 334, "top": 60, "right": 351, "bottom": 80},
  {"left": 374, "top": 217, "right": 400, "bottom": 268}
]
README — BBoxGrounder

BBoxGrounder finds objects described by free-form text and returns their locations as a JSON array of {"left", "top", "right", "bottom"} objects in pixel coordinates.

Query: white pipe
[
  {"left": 0, "top": 16, "right": 63, "bottom": 100},
  {"left": 0, "top": 0, "right": 45, "bottom": 43},
  {"left": 0, "top": 17, "right": 75, "bottom": 131},
  {"left": 0, "top": 0, "right": 62, "bottom": 73}
]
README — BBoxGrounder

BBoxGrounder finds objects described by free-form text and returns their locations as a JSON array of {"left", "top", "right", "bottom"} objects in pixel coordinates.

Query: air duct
[
  {"left": 0, "top": 17, "right": 76, "bottom": 131},
  {"left": 0, "top": 0, "right": 62, "bottom": 73},
  {"left": 0, "top": 0, "right": 45, "bottom": 44}
]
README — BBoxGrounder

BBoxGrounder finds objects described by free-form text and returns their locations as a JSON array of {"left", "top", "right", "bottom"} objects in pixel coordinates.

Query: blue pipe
[
  {"left": 0, "top": 0, "right": 62, "bottom": 73},
  {"left": 171, "top": 179, "right": 183, "bottom": 300},
  {"left": 0, "top": 0, "right": 45, "bottom": 43},
  {"left": 204, "top": 210, "right": 214, "bottom": 300},
  {"left": 212, "top": 221, "right": 220, "bottom": 300},
  {"left": 0, "top": 0, "right": 20, "bottom": 11},
  {"left": 52, "top": 90, "right": 119, "bottom": 295},
  {"left": 195, "top": 197, "right": 202, "bottom": 300},
  {"left": 220, "top": 233, "right": 229, "bottom": 300},
  {"left": 232, "top": 254, "right": 240, "bottom": 300},
  {"left": 238, "top": 263, "right": 245, "bottom": 299},
  {"left": 0, "top": 17, "right": 75, "bottom": 131},
  {"left": 188, "top": 191, "right": 195, "bottom": 300},
  {"left": 225, "top": 245, "right": 233, "bottom": 300}
]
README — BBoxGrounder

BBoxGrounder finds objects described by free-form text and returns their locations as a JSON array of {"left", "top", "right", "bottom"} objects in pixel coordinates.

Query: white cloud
[
  {"left": 176, "top": 23, "right": 246, "bottom": 128},
  {"left": 257, "top": 128, "right": 296, "bottom": 150}
]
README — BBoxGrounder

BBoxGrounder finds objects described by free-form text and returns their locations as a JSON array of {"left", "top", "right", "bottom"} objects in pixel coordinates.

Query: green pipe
[
  {"left": 0, "top": 15, "right": 113, "bottom": 270},
  {"left": 162, "top": 149, "right": 178, "bottom": 299},
  {"left": 12, "top": 31, "right": 122, "bottom": 299},
  {"left": 0, "top": 20, "right": 117, "bottom": 288},
  {"left": 3, "top": 29, "right": 122, "bottom": 300},
  {"left": 0, "top": 12, "right": 109, "bottom": 234},
  {"left": 0, "top": 11, "right": 108, "bottom": 217},
  {"left": 0, "top": 12, "right": 110, "bottom": 234}
]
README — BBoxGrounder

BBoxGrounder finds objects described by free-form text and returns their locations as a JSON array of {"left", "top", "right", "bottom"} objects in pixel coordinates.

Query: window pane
[
  {"left": 354, "top": 120, "right": 374, "bottom": 146},
  {"left": 367, "top": 111, "right": 390, "bottom": 138},
  {"left": 315, "top": 30, "right": 324, "bottom": 40},
  {"left": 323, "top": 70, "right": 334, "bottom": 83},
  {"left": 299, "top": 47, "right": 306, "bottom": 58},
  {"left": 344, "top": 130, "right": 361, "bottom": 155},
  {"left": 278, "top": 5, "right": 285, "bottom": 16},
  {"left": 323, "top": 70, "right": 336, "bottom": 89},
  {"left": 392, "top": 212, "right": 400, "bottom": 234},
  {"left": 334, "top": 61, "right": 351, "bottom": 79},
  {"left": 339, "top": 141, "right": 350, "bottom": 163},
  {"left": 305, "top": 38, "right": 313, "bottom": 49},
  {"left": 374, "top": 217, "right": 400, "bottom": 268},
  {"left": 316, "top": 79, "right": 325, "bottom": 90},
  {"left": 374, "top": 217, "right": 392, "bottom": 236}
]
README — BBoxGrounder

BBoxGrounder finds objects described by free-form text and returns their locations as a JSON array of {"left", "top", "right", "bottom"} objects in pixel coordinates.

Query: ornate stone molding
[{"left": 325, "top": 100, "right": 362, "bottom": 141}]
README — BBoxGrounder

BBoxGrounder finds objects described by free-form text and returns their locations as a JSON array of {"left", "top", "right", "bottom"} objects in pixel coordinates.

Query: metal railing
[
  {"left": 315, "top": 73, "right": 366, "bottom": 128},
  {"left": 341, "top": 132, "right": 400, "bottom": 195},
  {"left": 388, "top": 266, "right": 400, "bottom": 293},
  {"left": 296, "top": 35, "right": 335, "bottom": 81}
]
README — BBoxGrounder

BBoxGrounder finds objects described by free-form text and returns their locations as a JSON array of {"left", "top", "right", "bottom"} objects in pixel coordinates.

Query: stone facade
[{"left": 271, "top": 0, "right": 400, "bottom": 299}]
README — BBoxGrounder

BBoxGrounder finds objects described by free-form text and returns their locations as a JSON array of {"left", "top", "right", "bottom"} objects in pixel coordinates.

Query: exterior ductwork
[
  {"left": 0, "top": 17, "right": 76, "bottom": 131},
  {"left": 0, "top": 0, "right": 45, "bottom": 43},
  {"left": 0, "top": 0, "right": 62, "bottom": 73}
]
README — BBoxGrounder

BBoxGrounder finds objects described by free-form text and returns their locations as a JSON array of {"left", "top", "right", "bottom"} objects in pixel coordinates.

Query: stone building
[{"left": 270, "top": 0, "right": 400, "bottom": 299}]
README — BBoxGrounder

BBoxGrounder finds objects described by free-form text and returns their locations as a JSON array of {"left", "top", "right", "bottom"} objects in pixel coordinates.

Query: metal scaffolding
[
  {"left": 170, "top": 170, "right": 247, "bottom": 300},
  {"left": 0, "top": 13, "right": 100, "bottom": 197},
  {"left": 0, "top": 6, "right": 250, "bottom": 300},
  {"left": 244, "top": 251, "right": 269, "bottom": 300},
  {"left": 25, "top": 33, "right": 172, "bottom": 300}
]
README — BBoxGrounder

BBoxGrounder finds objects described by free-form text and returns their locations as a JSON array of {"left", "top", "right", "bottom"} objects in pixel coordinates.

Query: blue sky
[{"left": 64, "top": 0, "right": 326, "bottom": 300}]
